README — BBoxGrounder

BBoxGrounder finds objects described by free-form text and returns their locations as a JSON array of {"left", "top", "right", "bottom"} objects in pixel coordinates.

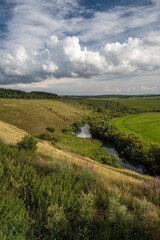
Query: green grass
[
  {"left": 89, "top": 98, "right": 160, "bottom": 110},
  {"left": 0, "top": 97, "right": 128, "bottom": 138},
  {"left": 0, "top": 98, "right": 92, "bottom": 135},
  {"left": 58, "top": 133, "right": 103, "bottom": 156},
  {"left": 0, "top": 137, "right": 160, "bottom": 240},
  {"left": 113, "top": 113, "right": 160, "bottom": 144},
  {"left": 115, "top": 99, "right": 160, "bottom": 109},
  {"left": 57, "top": 133, "right": 119, "bottom": 167}
]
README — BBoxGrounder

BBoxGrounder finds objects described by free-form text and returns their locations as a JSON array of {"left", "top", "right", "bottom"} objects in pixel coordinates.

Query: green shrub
[
  {"left": 46, "top": 127, "right": 55, "bottom": 133},
  {"left": 38, "top": 133, "right": 52, "bottom": 141},
  {"left": 52, "top": 136, "right": 58, "bottom": 142},
  {"left": 79, "top": 192, "right": 95, "bottom": 222},
  {"left": 17, "top": 135, "right": 38, "bottom": 152},
  {"left": 51, "top": 140, "right": 56, "bottom": 146},
  {"left": 51, "top": 137, "right": 58, "bottom": 146},
  {"left": 46, "top": 204, "right": 68, "bottom": 238},
  {"left": 62, "top": 125, "right": 74, "bottom": 134}
]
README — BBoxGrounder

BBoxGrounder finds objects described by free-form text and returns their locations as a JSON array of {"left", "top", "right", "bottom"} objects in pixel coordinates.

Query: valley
[{"left": 0, "top": 93, "right": 160, "bottom": 239}]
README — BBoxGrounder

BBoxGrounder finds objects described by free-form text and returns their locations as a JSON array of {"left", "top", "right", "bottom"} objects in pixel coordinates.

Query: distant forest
[
  {"left": 68, "top": 94, "right": 160, "bottom": 99},
  {"left": 0, "top": 88, "right": 60, "bottom": 99}
]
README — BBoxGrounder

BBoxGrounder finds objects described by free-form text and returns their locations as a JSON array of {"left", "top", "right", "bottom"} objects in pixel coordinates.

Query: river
[{"left": 75, "top": 124, "right": 145, "bottom": 174}]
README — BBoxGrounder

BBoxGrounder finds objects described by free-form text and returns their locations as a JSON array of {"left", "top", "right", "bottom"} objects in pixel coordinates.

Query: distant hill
[
  {"left": 65, "top": 94, "right": 160, "bottom": 99},
  {"left": 0, "top": 88, "right": 60, "bottom": 99}
]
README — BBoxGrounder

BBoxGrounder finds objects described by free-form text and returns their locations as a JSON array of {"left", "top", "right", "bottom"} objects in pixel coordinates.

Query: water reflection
[
  {"left": 102, "top": 144, "right": 145, "bottom": 174},
  {"left": 76, "top": 124, "right": 91, "bottom": 138}
]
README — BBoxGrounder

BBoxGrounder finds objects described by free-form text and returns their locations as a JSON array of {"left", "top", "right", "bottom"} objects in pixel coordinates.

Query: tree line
[
  {"left": 0, "top": 88, "right": 60, "bottom": 99},
  {"left": 90, "top": 119, "right": 160, "bottom": 175}
]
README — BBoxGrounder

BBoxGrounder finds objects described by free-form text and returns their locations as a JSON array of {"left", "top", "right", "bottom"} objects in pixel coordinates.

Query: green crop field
[
  {"left": 113, "top": 113, "right": 160, "bottom": 144},
  {"left": 114, "top": 99, "right": 160, "bottom": 109},
  {"left": 89, "top": 97, "right": 160, "bottom": 110}
]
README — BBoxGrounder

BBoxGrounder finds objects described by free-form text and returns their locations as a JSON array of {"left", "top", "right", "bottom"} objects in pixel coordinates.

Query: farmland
[
  {"left": 113, "top": 113, "right": 160, "bottom": 144},
  {"left": 89, "top": 97, "right": 160, "bottom": 110}
]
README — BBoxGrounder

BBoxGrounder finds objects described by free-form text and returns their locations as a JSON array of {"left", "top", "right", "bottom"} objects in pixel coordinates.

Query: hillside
[
  {"left": 0, "top": 115, "right": 160, "bottom": 239},
  {"left": 0, "top": 96, "right": 160, "bottom": 239},
  {"left": 0, "top": 98, "right": 91, "bottom": 135}
]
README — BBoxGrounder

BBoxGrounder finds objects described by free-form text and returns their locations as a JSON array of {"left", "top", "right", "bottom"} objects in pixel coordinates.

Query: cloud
[
  {"left": 105, "top": 86, "right": 121, "bottom": 93},
  {"left": 0, "top": 0, "right": 160, "bottom": 86},
  {"left": 1, "top": 32, "right": 160, "bottom": 84},
  {"left": 141, "top": 86, "right": 158, "bottom": 91},
  {"left": 101, "top": 33, "right": 160, "bottom": 74},
  {"left": 151, "top": 0, "right": 160, "bottom": 6},
  {"left": 128, "top": 87, "right": 136, "bottom": 92}
]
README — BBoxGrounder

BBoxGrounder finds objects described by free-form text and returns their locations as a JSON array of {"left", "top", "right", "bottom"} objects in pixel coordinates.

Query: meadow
[
  {"left": 112, "top": 99, "right": 160, "bottom": 110},
  {"left": 0, "top": 117, "right": 160, "bottom": 240},
  {"left": 113, "top": 113, "right": 160, "bottom": 144},
  {"left": 0, "top": 94, "right": 160, "bottom": 238},
  {"left": 0, "top": 98, "right": 92, "bottom": 135},
  {"left": 89, "top": 97, "right": 160, "bottom": 110}
]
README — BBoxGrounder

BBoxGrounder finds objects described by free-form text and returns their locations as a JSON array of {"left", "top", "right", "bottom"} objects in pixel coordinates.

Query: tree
[{"left": 17, "top": 135, "right": 38, "bottom": 152}]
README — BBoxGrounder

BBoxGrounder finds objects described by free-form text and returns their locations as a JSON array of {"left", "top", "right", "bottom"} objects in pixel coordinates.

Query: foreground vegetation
[{"left": 0, "top": 136, "right": 160, "bottom": 240}]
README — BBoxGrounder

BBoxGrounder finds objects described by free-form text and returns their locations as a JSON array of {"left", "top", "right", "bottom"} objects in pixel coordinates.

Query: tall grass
[{"left": 0, "top": 139, "right": 159, "bottom": 239}]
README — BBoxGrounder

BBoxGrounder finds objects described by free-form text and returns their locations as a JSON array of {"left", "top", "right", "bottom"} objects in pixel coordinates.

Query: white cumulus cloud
[
  {"left": 0, "top": 32, "right": 160, "bottom": 84},
  {"left": 0, "top": 0, "right": 160, "bottom": 87}
]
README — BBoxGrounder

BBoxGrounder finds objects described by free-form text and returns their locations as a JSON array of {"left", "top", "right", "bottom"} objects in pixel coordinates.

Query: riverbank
[
  {"left": 90, "top": 120, "right": 160, "bottom": 176},
  {"left": 76, "top": 124, "right": 146, "bottom": 175}
]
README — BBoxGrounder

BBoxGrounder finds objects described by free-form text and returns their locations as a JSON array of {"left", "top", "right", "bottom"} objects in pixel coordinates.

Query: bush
[
  {"left": 52, "top": 136, "right": 58, "bottom": 142},
  {"left": 17, "top": 135, "right": 38, "bottom": 152},
  {"left": 62, "top": 126, "right": 73, "bottom": 133},
  {"left": 38, "top": 133, "right": 52, "bottom": 141},
  {"left": 51, "top": 140, "right": 56, "bottom": 146},
  {"left": 46, "top": 127, "right": 55, "bottom": 133}
]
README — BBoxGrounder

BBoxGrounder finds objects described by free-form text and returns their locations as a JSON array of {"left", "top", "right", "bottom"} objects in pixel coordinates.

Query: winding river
[{"left": 75, "top": 124, "right": 145, "bottom": 174}]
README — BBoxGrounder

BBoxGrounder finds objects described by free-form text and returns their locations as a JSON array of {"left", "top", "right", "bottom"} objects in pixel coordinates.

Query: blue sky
[{"left": 0, "top": 0, "right": 160, "bottom": 95}]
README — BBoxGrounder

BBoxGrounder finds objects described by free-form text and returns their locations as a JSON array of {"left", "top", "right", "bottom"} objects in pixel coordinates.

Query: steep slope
[{"left": 0, "top": 98, "right": 91, "bottom": 135}]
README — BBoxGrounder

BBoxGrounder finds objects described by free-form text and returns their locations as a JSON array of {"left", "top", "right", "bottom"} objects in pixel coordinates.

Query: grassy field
[
  {"left": 114, "top": 99, "right": 160, "bottom": 110},
  {"left": 89, "top": 97, "right": 160, "bottom": 110},
  {"left": 113, "top": 113, "right": 160, "bottom": 144},
  {"left": 0, "top": 98, "right": 92, "bottom": 135}
]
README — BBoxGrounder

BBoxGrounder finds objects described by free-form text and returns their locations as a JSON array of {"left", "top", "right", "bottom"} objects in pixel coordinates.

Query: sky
[{"left": 0, "top": 0, "right": 160, "bottom": 95}]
